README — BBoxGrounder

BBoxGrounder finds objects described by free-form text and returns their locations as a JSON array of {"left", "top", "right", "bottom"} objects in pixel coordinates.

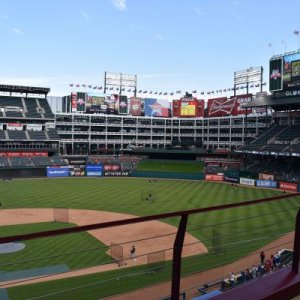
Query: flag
[
  {"left": 211, "top": 91, "right": 214, "bottom": 94},
  {"left": 163, "top": 92, "right": 167, "bottom": 95},
  {"left": 223, "top": 89, "right": 226, "bottom": 92},
  {"left": 88, "top": 85, "right": 92, "bottom": 88},
  {"left": 219, "top": 90, "right": 222, "bottom": 93},
  {"left": 192, "top": 90, "right": 197, "bottom": 93},
  {"left": 159, "top": 92, "right": 162, "bottom": 95},
  {"left": 227, "top": 88, "right": 231, "bottom": 91},
  {"left": 82, "top": 84, "right": 86, "bottom": 87},
  {"left": 69, "top": 84, "right": 73, "bottom": 87},
  {"left": 240, "top": 86, "right": 244, "bottom": 89},
  {"left": 98, "top": 86, "right": 102, "bottom": 90},
  {"left": 170, "top": 92, "right": 174, "bottom": 95},
  {"left": 154, "top": 91, "right": 158, "bottom": 94},
  {"left": 128, "top": 89, "right": 131, "bottom": 92},
  {"left": 231, "top": 88, "right": 235, "bottom": 91},
  {"left": 255, "top": 84, "right": 260, "bottom": 87},
  {"left": 143, "top": 90, "right": 147, "bottom": 93},
  {"left": 236, "top": 87, "right": 239, "bottom": 90},
  {"left": 76, "top": 84, "right": 80, "bottom": 87},
  {"left": 262, "top": 82, "right": 267, "bottom": 86},
  {"left": 149, "top": 91, "right": 153, "bottom": 94},
  {"left": 109, "top": 87, "right": 114, "bottom": 90},
  {"left": 207, "top": 91, "right": 211, "bottom": 95},
  {"left": 93, "top": 86, "right": 97, "bottom": 89},
  {"left": 176, "top": 90, "right": 181, "bottom": 93},
  {"left": 116, "top": 87, "right": 119, "bottom": 91},
  {"left": 200, "top": 92, "right": 204, "bottom": 95},
  {"left": 250, "top": 84, "right": 254, "bottom": 88},
  {"left": 294, "top": 30, "right": 299, "bottom": 36},
  {"left": 138, "top": 90, "right": 142, "bottom": 93}
]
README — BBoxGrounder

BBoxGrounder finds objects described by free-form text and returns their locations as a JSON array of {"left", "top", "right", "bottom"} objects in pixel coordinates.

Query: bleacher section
[
  {"left": 47, "top": 128, "right": 60, "bottom": 140},
  {"left": 10, "top": 157, "right": 32, "bottom": 167},
  {"left": 38, "top": 98, "right": 54, "bottom": 118},
  {"left": 51, "top": 156, "right": 68, "bottom": 166},
  {"left": 0, "top": 156, "right": 10, "bottom": 167},
  {"left": 28, "top": 131, "right": 47, "bottom": 140},
  {"left": 31, "top": 156, "right": 53, "bottom": 167},
  {"left": 25, "top": 98, "right": 42, "bottom": 118},
  {"left": 0, "top": 96, "right": 23, "bottom": 107},
  {"left": 5, "top": 111, "right": 23, "bottom": 118},
  {"left": 0, "top": 131, "right": 6, "bottom": 140},
  {"left": 7, "top": 130, "right": 27, "bottom": 140}
]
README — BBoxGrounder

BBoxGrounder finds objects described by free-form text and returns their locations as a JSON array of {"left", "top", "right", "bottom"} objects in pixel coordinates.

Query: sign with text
[
  {"left": 47, "top": 167, "right": 69, "bottom": 178},
  {"left": 279, "top": 181, "right": 297, "bottom": 192},
  {"left": 240, "top": 177, "right": 255, "bottom": 186},
  {"left": 86, "top": 164, "right": 103, "bottom": 177}
]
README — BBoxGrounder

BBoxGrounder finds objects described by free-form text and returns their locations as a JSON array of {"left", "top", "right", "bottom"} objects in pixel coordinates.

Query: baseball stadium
[{"left": 1, "top": 48, "right": 300, "bottom": 300}]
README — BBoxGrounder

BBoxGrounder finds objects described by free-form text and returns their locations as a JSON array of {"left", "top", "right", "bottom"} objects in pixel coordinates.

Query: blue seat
[{"left": 192, "top": 290, "right": 222, "bottom": 300}]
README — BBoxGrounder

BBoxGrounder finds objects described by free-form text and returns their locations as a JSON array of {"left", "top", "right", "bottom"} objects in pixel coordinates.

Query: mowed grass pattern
[
  {"left": 137, "top": 159, "right": 204, "bottom": 173},
  {"left": 1, "top": 177, "right": 300, "bottom": 299},
  {"left": 0, "top": 222, "right": 110, "bottom": 272}
]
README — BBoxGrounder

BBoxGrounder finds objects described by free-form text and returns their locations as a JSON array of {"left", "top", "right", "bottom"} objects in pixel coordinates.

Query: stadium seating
[
  {"left": 5, "top": 111, "right": 23, "bottom": 118},
  {"left": 38, "top": 98, "right": 54, "bottom": 118},
  {"left": 7, "top": 130, "right": 27, "bottom": 140},
  {"left": 47, "top": 128, "right": 60, "bottom": 140},
  {"left": 28, "top": 131, "right": 47, "bottom": 140},
  {"left": 0, "top": 96, "right": 23, "bottom": 107},
  {"left": 25, "top": 98, "right": 42, "bottom": 118},
  {"left": 31, "top": 156, "right": 53, "bottom": 167},
  {"left": 10, "top": 157, "right": 32, "bottom": 167},
  {"left": 0, "top": 130, "right": 6, "bottom": 140},
  {"left": 0, "top": 156, "right": 10, "bottom": 167},
  {"left": 51, "top": 155, "right": 68, "bottom": 166}
]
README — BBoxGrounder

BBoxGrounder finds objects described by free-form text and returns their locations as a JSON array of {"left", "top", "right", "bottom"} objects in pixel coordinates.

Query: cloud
[
  {"left": 111, "top": 0, "right": 127, "bottom": 11},
  {"left": 1, "top": 15, "right": 8, "bottom": 20},
  {"left": 12, "top": 27, "right": 24, "bottom": 36},
  {"left": 194, "top": 7, "right": 205, "bottom": 15},
  {"left": 80, "top": 11, "right": 91, "bottom": 22},
  {"left": 154, "top": 33, "right": 164, "bottom": 40}
]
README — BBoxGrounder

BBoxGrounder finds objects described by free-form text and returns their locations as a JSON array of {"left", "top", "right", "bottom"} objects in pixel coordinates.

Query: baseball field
[{"left": 0, "top": 176, "right": 299, "bottom": 299}]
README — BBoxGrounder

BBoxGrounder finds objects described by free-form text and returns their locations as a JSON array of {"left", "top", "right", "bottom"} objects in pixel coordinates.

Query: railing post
[
  {"left": 292, "top": 208, "right": 300, "bottom": 273},
  {"left": 171, "top": 214, "right": 188, "bottom": 300}
]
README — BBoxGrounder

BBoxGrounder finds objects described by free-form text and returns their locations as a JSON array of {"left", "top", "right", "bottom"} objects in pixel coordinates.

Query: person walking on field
[
  {"left": 260, "top": 251, "right": 265, "bottom": 265},
  {"left": 130, "top": 245, "right": 137, "bottom": 261}
]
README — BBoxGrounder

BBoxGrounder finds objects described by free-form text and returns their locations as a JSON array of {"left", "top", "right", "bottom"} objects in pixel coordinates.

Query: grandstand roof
[
  {"left": 0, "top": 84, "right": 50, "bottom": 95},
  {"left": 244, "top": 94, "right": 300, "bottom": 111}
]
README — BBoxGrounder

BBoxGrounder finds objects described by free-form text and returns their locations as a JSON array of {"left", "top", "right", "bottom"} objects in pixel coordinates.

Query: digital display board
[
  {"left": 283, "top": 52, "right": 300, "bottom": 90},
  {"left": 86, "top": 92, "right": 106, "bottom": 113},
  {"left": 269, "top": 58, "right": 283, "bottom": 92},
  {"left": 180, "top": 101, "right": 196, "bottom": 116},
  {"left": 86, "top": 164, "right": 103, "bottom": 176},
  {"left": 144, "top": 98, "right": 169, "bottom": 117}
]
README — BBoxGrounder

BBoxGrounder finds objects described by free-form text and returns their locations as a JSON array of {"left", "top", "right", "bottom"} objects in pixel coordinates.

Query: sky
[{"left": 0, "top": 0, "right": 299, "bottom": 97}]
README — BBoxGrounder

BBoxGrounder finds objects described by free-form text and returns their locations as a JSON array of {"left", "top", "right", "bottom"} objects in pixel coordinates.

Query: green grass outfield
[
  {"left": 0, "top": 177, "right": 299, "bottom": 299},
  {"left": 137, "top": 159, "right": 204, "bottom": 173}
]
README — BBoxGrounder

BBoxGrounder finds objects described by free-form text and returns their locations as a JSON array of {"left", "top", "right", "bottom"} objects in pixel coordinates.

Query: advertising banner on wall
[
  {"left": 256, "top": 180, "right": 277, "bottom": 188},
  {"left": 282, "top": 52, "right": 300, "bottom": 91},
  {"left": 27, "top": 124, "right": 43, "bottom": 131},
  {"left": 279, "top": 181, "right": 298, "bottom": 192},
  {"left": 46, "top": 167, "right": 69, "bottom": 178},
  {"left": 240, "top": 177, "right": 255, "bottom": 186},
  {"left": 207, "top": 97, "right": 236, "bottom": 117},
  {"left": 7, "top": 123, "right": 23, "bottom": 131},
  {"left": 0, "top": 152, "right": 48, "bottom": 157},
  {"left": 118, "top": 95, "right": 128, "bottom": 114},
  {"left": 76, "top": 92, "right": 86, "bottom": 112},
  {"left": 104, "top": 171, "right": 130, "bottom": 176},
  {"left": 71, "top": 92, "right": 77, "bottom": 112},
  {"left": 103, "top": 164, "right": 121, "bottom": 171},
  {"left": 86, "top": 92, "right": 106, "bottom": 113},
  {"left": 259, "top": 173, "right": 275, "bottom": 180},
  {"left": 69, "top": 166, "right": 85, "bottom": 176},
  {"left": 231, "top": 94, "right": 253, "bottom": 115},
  {"left": 45, "top": 122, "right": 55, "bottom": 129},
  {"left": 129, "top": 97, "right": 142, "bottom": 116},
  {"left": 224, "top": 176, "right": 239, "bottom": 183},
  {"left": 205, "top": 174, "right": 224, "bottom": 181},
  {"left": 144, "top": 98, "right": 169, "bottom": 117},
  {"left": 86, "top": 164, "right": 103, "bottom": 176}
]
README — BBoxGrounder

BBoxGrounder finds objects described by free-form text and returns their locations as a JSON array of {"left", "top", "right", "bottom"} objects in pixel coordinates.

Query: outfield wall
[{"left": 129, "top": 171, "right": 205, "bottom": 180}]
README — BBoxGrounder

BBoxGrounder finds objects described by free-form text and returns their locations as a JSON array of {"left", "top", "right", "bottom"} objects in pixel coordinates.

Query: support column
[
  {"left": 292, "top": 208, "right": 300, "bottom": 273},
  {"left": 171, "top": 214, "right": 188, "bottom": 300}
]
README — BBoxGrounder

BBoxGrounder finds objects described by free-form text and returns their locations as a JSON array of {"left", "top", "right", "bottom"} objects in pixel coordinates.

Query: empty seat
[
  {"left": 38, "top": 98, "right": 54, "bottom": 118},
  {"left": 28, "top": 131, "right": 47, "bottom": 140},
  {"left": 25, "top": 98, "right": 42, "bottom": 118},
  {"left": 7, "top": 130, "right": 27, "bottom": 140},
  {"left": 47, "top": 128, "right": 60, "bottom": 140}
]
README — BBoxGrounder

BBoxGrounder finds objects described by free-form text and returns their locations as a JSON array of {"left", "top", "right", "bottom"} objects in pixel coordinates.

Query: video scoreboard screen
[
  {"left": 180, "top": 100, "right": 196, "bottom": 116},
  {"left": 270, "top": 52, "right": 300, "bottom": 93}
]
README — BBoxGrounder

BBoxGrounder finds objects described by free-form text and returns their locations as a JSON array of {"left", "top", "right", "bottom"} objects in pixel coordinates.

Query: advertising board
[
  {"left": 269, "top": 58, "right": 283, "bottom": 92},
  {"left": 279, "top": 181, "right": 298, "bottom": 192},
  {"left": 231, "top": 94, "right": 253, "bottom": 115},
  {"left": 104, "top": 171, "right": 130, "bottom": 176},
  {"left": 7, "top": 123, "right": 23, "bottom": 131},
  {"left": 47, "top": 167, "right": 69, "bottom": 178},
  {"left": 205, "top": 174, "right": 224, "bottom": 181},
  {"left": 259, "top": 173, "right": 275, "bottom": 181},
  {"left": 71, "top": 92, "right": 77, "bottom": 112},
  {"left": 144, "top": 98, "right": 169, "bottom": 117},
  {"left": 86, "top": 92, "right": 106, "bottom": 113},
  {"left": 256, "top": 180, "right": 277, "bottom": 188},
  {"left": 129, "top": 97, "right": 142, "bottom": 116},
  {"left": 180, "top": 100, "right": 196, "bottom": 116},
  {"left": 240, "top": 177, "right": 255, "bottom": 186},
  {"left": 224, "top": 176, "right": 239, "bottom": 183},
  {"left": 86, "top": 164, "right": 103, "bottom": 177},
  {"left": 103, "top": 164, "right": 121, "bottom": 171},
  {"left": 207, "top": 97, "right": 235, "bottom": 117},
  {"left": 27, "top": 124, "right": 43, "bottom": 131}
]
